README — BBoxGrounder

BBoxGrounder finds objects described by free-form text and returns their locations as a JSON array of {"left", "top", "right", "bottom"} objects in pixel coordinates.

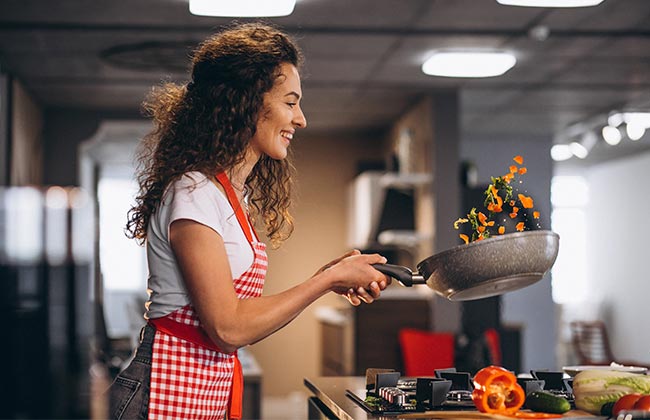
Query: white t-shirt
[{"left": 145, "top": 171, "right": 254, "bottom": 319}]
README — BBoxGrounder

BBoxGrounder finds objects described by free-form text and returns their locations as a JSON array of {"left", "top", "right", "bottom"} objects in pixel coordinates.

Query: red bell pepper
[{"left": 472, "top": 365, "right": 526, "bottom": 415}]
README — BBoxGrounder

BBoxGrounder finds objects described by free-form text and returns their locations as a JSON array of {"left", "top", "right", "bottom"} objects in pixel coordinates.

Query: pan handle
[{"left": 372, "top": 263, "right": 424, "bottom": 287}]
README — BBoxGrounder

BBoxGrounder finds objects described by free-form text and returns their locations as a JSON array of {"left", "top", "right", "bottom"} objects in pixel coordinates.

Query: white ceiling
[{"left": 1, "top": 0, "right": 650, "bottom": 162}]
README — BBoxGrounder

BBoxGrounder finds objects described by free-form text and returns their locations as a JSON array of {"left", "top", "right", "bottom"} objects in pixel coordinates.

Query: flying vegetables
[{"left": 454, "top": 155, "right": 540, "bottom": 244}]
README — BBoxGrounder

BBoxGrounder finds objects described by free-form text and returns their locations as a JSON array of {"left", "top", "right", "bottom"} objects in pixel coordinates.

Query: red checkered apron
[{"left": 147, "top": 171, "right": 267, "bottom": 420}]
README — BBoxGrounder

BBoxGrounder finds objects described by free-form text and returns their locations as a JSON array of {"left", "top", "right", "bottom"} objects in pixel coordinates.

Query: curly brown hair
[{"left": 126, "top": 22, "right": 302, "bottom": 247}]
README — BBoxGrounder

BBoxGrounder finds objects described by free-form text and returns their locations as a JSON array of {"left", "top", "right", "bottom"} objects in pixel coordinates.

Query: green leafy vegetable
[
  {"left": 364, "top": 395, "right": 383, "bottom": 410},
  {"left": 573, "top": 369, "right": 650, "bottom": 414}
]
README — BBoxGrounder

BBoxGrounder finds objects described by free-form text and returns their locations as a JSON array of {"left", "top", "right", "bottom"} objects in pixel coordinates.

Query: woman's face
[{"left": 249, "top": 62, "right": 307, "bottom": 160}]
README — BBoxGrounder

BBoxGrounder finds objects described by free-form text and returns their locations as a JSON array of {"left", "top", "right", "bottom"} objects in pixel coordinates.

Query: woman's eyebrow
[{"left": 285, "top": 91, "right": 301, "bottom": 100}]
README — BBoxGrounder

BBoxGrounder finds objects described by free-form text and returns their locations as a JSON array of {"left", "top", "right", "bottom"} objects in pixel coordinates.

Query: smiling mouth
[{"left": 281, "top": 131, "right": 293, "bottom": 143}]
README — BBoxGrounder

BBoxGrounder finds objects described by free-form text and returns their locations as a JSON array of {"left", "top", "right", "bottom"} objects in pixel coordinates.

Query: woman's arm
[{"left": 170, "top": 218, "right": 389, "bottom": 353}]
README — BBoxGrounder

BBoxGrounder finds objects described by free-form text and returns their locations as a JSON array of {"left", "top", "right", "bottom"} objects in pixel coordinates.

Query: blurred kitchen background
[{"left": 1, "top": 0, "right": 650, "bottom": 418}]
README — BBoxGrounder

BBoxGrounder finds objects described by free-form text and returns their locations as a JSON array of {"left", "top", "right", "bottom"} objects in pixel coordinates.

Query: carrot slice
[
  {"left": 498, "top": 226, "right": 505, "bottom": 234},
  {"left": 518, "top": 167, "right": 527, "bottom": 175},
  {"left": 533, "top": 211, "right": 540, "bottom": 219},
  {"left": 509, "top": 165, "right": 518, "bottom": 174},
  {"left": 513, "top": 155, "right": 524, "bottom": 165},
  {"left": 516, "top": 222, "right": 525, "bottom": 232},
  {"left": 508, "top": 412, "right": 562, "bottom": 419}
]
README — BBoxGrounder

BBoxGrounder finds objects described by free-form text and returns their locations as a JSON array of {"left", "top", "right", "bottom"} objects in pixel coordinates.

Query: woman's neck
[{"left": 228, "top": 149, "right": 259, "bottom": 194}]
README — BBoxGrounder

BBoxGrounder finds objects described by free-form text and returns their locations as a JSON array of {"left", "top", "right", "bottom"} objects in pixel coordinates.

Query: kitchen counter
[{"left": 304, "top": 376, "right": 601, "bottom": 420}]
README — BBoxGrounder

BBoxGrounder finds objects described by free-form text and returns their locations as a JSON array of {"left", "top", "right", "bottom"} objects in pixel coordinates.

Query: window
[
  {"left": 550, "top": 176, "right": 588, "bottom": 303},
  {"left": 97, "top": 176, "right": 146, "bottom": 291}
]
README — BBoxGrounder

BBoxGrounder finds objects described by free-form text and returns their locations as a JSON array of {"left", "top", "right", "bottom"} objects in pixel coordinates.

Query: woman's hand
[
  {"left": 320, "top": 250, "right": 391, "bottom": 305},
  {"left": 312, "top": 249, "right": 360, "bottom": 277}
]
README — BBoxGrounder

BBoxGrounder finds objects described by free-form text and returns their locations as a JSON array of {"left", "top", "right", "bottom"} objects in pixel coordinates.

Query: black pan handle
[{"left": 372, "top": 263, "right": 419, "bottom": 287}]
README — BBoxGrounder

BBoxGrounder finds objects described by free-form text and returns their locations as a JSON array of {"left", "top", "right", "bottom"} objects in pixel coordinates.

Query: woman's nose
[{"left": 293, "top": 106, "right": 307, "bottom": 129}]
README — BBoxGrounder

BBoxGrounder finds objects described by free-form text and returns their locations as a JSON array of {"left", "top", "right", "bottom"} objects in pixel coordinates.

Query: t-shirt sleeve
[{"left": 166, "top": 173, "right": 226, "bottom": 238}]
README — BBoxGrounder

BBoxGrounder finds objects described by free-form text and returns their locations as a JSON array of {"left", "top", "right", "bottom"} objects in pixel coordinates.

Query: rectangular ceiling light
[
  {"left": 422, "top": 51, "right": 516, "bottom": 78},
  {"left": 496, "top": 0, "right": 604, "bottom": 7},
  {"left": 189, "top": 0, "right": 296, "bottom": 17}
]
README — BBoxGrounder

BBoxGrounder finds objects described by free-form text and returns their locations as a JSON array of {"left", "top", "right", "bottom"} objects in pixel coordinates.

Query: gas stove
[{"left": 345, "top": 368, "right": 575, "bottom": 415}]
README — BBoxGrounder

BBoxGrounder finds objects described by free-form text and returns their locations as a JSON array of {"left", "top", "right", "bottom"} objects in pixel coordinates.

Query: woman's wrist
[{"left": 311, "top": 266, "right": 342, "bottom": 294}]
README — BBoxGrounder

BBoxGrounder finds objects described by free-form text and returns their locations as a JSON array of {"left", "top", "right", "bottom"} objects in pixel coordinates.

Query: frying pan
[{"left": 372, "top": 230, "right": 559, "bottom": 301}]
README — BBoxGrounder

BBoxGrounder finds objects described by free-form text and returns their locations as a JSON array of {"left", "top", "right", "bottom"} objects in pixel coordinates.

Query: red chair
[{"left": 398, "top": 328, "right": 455, "bottom": 377}]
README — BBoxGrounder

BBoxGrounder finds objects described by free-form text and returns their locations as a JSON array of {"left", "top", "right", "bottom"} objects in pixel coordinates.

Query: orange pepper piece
[
  {"left": 533, "top": 211, "right": 540, "bottom": 219},
  {"left": 478, "top": 212, "right": 488, "bottom": 226},
  {"left": 518, "top": 167, "right": 527, "bottom": 175},
  {"left": 478, "top": 226, "right": 485, "bottom": 233},
  {"left": 509, "top": 165, "right": 517, "bottom": 174},
  {"left": 487, "top": 221, "right": 495, "bottom": 227},
  {"left": 518, "top": 194, "right": 534, "bottom": 209},
  {"left": 513, "top": 155, "right": 524, "bottom": 165},
  {"left": 498, "top": 226, "right": 505, "bottom": 235},
  {"left": 516, "top": 222, "right": 525, "bottom": 232},
  {"left": 472, "top": 365, "right": 525, "bottom": 415},
  {"left": 509, "top": 206, "right": 519, "bottom": 219},
  {"left": 459, "top": 234, "right": 469, "bottom": 244}
]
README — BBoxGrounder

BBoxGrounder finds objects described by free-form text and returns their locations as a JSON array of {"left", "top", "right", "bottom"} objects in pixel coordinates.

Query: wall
[
  {"left": 11, "top": 79, "right": 43, "bottom": 186},
  {"left": 460, "top": 137, "right": 556, "bottom": 371},
  {"left": 248, "top": 132, "right": 386, "bottom": 397},
  {"left": 42, "top": 108, "right": 140, "bottom": 186},
  {"left": 583, "top": 151, "right": 650, "bottom": 364}
]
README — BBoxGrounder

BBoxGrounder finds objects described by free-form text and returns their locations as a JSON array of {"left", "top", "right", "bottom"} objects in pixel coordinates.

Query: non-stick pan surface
[{"left": 373, "top": 230, "right": 559, "bottom": 301}]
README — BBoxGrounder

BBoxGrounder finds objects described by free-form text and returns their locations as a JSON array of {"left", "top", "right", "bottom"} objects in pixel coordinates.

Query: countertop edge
[{"left": 304, "top": 377, "right": 357, "bottom": 420}]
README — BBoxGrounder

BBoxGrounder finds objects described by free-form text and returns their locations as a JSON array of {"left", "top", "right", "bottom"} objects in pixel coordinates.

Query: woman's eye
[{"left": 287, "top": 103, "right": 296, "bottom": 108}]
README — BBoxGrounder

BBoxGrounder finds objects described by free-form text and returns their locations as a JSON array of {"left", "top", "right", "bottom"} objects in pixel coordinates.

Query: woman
[{"left": 108, "top": 23, "right": 390, "bottom": 420}]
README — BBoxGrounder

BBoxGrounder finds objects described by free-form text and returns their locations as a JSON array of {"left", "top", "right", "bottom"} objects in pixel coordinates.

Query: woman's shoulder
[
  {"left": 164, "top": 171, "right": 221, "bottom": 203},
  {"left": 172, "top": 171, "right": 220, "bottom": 194},
  {"left": 177, "top": 171, "right": 211, "bottom": 187}
]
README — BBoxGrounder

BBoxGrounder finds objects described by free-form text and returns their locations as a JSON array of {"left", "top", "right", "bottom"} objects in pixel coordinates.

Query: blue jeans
[{"left": 107, "top": 324, "right": 153, "bottom": 419}]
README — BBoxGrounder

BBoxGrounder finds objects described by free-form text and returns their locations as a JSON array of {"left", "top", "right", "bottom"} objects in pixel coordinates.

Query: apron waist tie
[{"left": 149, "top": 317, "right": 243, "bottom": 420}]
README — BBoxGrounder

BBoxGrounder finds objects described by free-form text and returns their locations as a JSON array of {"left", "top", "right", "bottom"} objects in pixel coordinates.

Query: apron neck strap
[{"left": 214, "top": 171, "right": 256, "bottom": 244}]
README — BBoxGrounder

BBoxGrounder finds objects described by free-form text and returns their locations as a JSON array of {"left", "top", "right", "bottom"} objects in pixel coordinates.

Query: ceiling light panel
[
  {"left": 422, "top": 51, "right": 516, "bottom": 78},
  {"left": 496, "top": 0, "right": 605, "bottom": 7},
  {"left": 189, "top": 0, "right": 296, "bottom": 17}
]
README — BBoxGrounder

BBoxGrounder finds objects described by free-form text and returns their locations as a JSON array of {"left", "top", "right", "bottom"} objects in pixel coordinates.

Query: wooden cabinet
[{"left": 317, "top": 298, "right": 434, "bottom": 376}]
